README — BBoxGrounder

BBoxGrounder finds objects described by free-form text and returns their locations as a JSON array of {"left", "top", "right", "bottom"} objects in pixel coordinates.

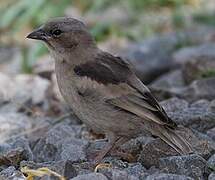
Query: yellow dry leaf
[{"left": 21, "top": 166, "right": 66, "bottom": 180}]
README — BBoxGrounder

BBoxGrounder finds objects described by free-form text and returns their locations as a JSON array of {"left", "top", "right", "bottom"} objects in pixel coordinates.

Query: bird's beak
[{"left": 26, "top": 28, "right": 47, "bottom": 41}]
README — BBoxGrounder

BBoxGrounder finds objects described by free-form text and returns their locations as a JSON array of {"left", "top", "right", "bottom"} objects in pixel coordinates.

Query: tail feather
[{"left": 155, "top": 126, "right": 193, "bottom": 155}]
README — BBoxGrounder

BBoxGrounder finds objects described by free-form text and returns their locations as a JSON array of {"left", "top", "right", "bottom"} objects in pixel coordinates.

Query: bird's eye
[{"left": 51, "top": 29, "right": 62, "bottom": 37}]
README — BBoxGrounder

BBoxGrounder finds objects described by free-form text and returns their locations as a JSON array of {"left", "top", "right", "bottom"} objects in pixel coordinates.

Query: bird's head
[{"left": 27, "top": 17, "right": 96, "bottom": 54}]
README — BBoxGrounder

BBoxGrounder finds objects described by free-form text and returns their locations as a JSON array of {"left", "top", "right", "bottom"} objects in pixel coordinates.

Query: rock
[
  {"left": 21, "top": 160, "right": 77, "bottom": 179},
  {"left": 179, "top": 77, "right": 215, "bottom": 101},
  {"left": 156, "top": 77, "right": 215, "bottom": 102},
  {"left": 121, "top": 136, "right": 154, "bottom": 156},
  {"left": 0, "top": 73, "right": 50, "bottom": 105},
  {"left": 145, "top": 173, "right": 194, "bottom": 180},
  {"left": 150, "top": 70, "right": 185, "bottom": 101},
  {"left": 71, "top": 173, "right": 108, "bottom": 180},
  {"left": 160, "top": 98, "right": 188, "bottom": 113},
  {"left": 138, "top": 126, "right": 215, "bottom": 168},
  {"left": 0, "top": 47, "right": 22, "bottom": 75},
  {"left": 14, "top": 74, "right": 51, "bottom": 105},
  {"left": 32, "top": 122, "right": 88, "bottom": 163},
  {"left": 99, "top": 168, "right": 139, "bottom": 180},
  {"left": 0, "top": 166, "right": 25, "bottom": 180},
  {"left": 162, "top": 98, "right": 215, "bottom": 132},
  {"left": 208, "top": 154, "right": 215, "bottom": 169},
  {"left": 125, "top": 162, "right": 146, "bottom": 179},
  {"left": 138, "top": 139, "right": 178, "bottom": 168},
  {"left": 173, "top": 43, "right": 215, "bottom": 66},
  {"left": 207, "top": 127, "right": 215, "bottom": 141},
  {"left": 124, "top": 30, "right": 215, "bottom": 83},
  {"left": 182, "top": 56, "right": 215, "bottom": 84},
  {"left": 209, "top": 173, "right": 215, "bottom": 180},
  {"left": 0, "top": 112, "right": 33, "bottom": 143},
  {"left": 0, "top": 138, "right": 33, "bottom": 167},
  {"left": 32, "top": 55, "right": 54, "bottom": 79},
  {"left": 125, "top": 34, "right": 177, "bottom": 83},
  {"left": 158, "top": 154, "right": 208, "bottom": 179}
]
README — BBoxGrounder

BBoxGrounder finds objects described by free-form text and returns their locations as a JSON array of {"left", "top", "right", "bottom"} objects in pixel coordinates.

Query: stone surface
[
  {"left": 125, "top": 31, "right": 215, "bottom": 83},
  {"left": 207, "top": 127, "right": 215, "bottom": 141},
  {"left": 145, "top": 173, "right": 194, "bottom": 180},
  {"left": 125, "top": 34, "right": 177, "bottom": 83},
  {"left": 99, "top": 168, "right": 139, "bottom": 180},
  {"left": 71, "top": 173, "right": 108, "bottom": 180},
  {"left": 0, "top": 166, "right": 25, "bottom": 180},
  {"left": 150, "top": 70, "right": 185, "bottom": 101},
  {"left": 173, "top": 43, "right": 215, "bottom": 66},
  {"left": 0, "top": 47, "right": 22, "bottom": 75},
  {"left": 138, "top": 138, "right": 178, "bottom": 168},
  {"left": 0, "top": 138, "right": 33, "bottom": 168},
  {"left": 159, "top": 154, "right": 208, "bottom": 179},
  {"left": 0, "top": 73, "right": 50, "bottom": 105},
  {"left": 162, "top": 98, "right": 215, "bottom": 132},
  {"left": 208, "top": 154, "right": 215, "bottom": 169},
  {"left": 138, "top": 126, "right": 215, "bottom": 167},
  {"left": 32, "top": 122, "right": 88, "bottom": 163},
  {"left": 179, "top": 77, "right": 215, "bottom": 102},
  {"left": 209, "top": 173, "right": 215, "bottom": 180},
  {"left": 125, "top": 162, "right": 146, "bottom": 178},
  {"left": 0, "top": 112, "right": 33, "bottom": 143},
  {"left": 182, "top": 56, "right": 215, "bottom": 84}
]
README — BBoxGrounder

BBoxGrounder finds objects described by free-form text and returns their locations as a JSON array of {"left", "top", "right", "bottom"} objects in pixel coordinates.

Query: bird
[{"left": 27, "top": 17, "right": 193, "bottom": 164}]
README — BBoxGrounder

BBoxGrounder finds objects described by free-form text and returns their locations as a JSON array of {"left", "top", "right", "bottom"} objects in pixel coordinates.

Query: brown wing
[{"left": 74, "top": 51, "right": 177, "bottom": 128}]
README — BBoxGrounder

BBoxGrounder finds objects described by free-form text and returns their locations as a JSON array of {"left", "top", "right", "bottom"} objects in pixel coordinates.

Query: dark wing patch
[{"left": 74, "top": 52, "right": 132, "bottom": 85}]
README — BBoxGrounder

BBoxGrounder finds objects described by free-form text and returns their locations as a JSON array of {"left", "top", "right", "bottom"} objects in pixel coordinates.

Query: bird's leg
[{"left": 93, "top": 134, "right": 118, "bottom": 165}]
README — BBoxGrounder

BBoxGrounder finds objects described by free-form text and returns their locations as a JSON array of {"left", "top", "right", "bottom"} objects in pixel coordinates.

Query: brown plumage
[{"left": 27, "top": 17, "right": 193, "bottom": 163}]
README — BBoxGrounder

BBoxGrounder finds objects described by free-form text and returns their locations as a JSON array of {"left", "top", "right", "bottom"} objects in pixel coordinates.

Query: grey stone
[
  {"left": 159, "top": 154, "right": 208, "bottom": 179},
  {"left": 173, "top": 43, "right": 215, "bottom": 66},
  {"left": 138, "top": 127, "right": 215, "bottom": 168},
  {"left": 125, "top": 163, "right": 146, "bottom": 178},
  {"left": 182, "top": 55, "right": 215, "bottom": 84},
  {"left": 138, "top": 139, "right": 178, "bottom": 168},
  {"left": 162, "top": 98, "right": 215, "bottom": 132},
  {"left": 208, "top": 154, "right": 215, "bottom": 169},
  {"left": 0, "top": 73, "right": 50, "bottom": 105},
  {"left": 151, "top": 77, "right": 215, "bottom": 102},
  {"left": 33, "top": 123, "right": 88, "bottom": 163},
  {"left": 0, "top": 47, "right": 22, "bottom": 75},
  {"left": 179, "top": 78, "right": 215, "bottom": 102},
  {"left": 0, "top": 138, "right": 33, "bottom": 167},
  {"left": 32, "top": 55, "right": 54, "bottom": 79},
  {"left": 0, "top": 112, "right": 33, "bottom": 143},
  {"left": 71, "top": 173, "right": 108, "bottom": 180},
  {"left": 145, "top": 173, "right": 194, "bottom": 180},
  {"left": 150, "top": 70, "right": 185, "bottom": 101},
  {"left": 121, "top": 136, "right": 154, "bottom": 156},
  {"left": 125, "top": 34, "right": 177, "bottom": 83},
  {"left": 125, "top": 30, "right": 215, "bottom": 83},
  {"left": 160, "top": 98, "right": 188, "bottom": 113},
  {"left": 99, "top": 168, "right": 139, "bottom": 180},
  {"left": 0, "top": 166, "right": 25, "bottom": 180},
  {"left": 207, "top": 128, "right": 215, "bottom": 141},
  {"left": 209, "top": 173, "right": 215, "bottom": 180}
]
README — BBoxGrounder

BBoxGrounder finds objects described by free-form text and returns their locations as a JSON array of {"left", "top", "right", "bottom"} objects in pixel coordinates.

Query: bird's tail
[{"left": 155, "top": 126, "right": 193, "bottom": 155}]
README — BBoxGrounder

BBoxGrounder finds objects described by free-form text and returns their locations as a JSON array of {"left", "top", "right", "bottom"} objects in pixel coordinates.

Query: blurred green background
[{"left": 0, "top": 0, "right": 214, "bottom": 73}]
